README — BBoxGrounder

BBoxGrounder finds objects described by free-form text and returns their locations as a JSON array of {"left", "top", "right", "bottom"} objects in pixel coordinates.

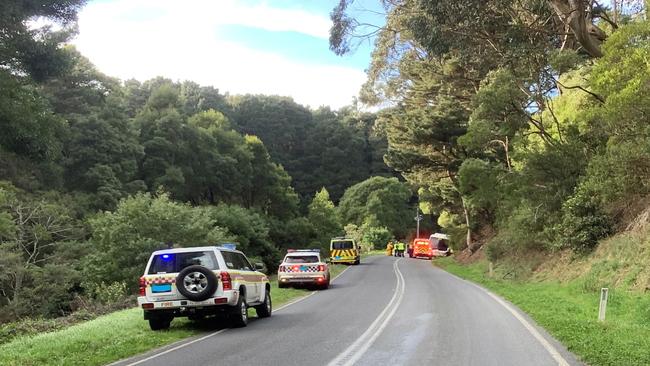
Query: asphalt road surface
[{"left": 111, "top": 256, "right": 583, "bottom": 366}]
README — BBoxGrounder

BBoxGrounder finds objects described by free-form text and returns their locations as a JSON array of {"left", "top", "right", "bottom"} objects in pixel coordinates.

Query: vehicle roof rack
[{"left": 287, "top": 249, "right": 321, "bottom": 253}]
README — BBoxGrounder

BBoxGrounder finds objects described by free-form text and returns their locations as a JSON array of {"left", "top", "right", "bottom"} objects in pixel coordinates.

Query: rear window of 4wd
[
  {"left": 148, "top": 251, "right": 218, "bottom": 274},
  {"left": 331, "top": 240, "right": 354, "bottom": 249},
  {"left": 284, "top": 255, "right": 319, "bottom": 263}
]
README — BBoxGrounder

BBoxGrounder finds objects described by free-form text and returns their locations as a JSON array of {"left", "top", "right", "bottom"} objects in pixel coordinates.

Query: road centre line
[
  {"left": 451, "top": 273, "right": 571, "bottom": 366},
  {"left": 327, "top": 258, "right": 405, "bottom": 366},
  {"left": 119, "top": 263, "right": 353, "bottom": 366}
]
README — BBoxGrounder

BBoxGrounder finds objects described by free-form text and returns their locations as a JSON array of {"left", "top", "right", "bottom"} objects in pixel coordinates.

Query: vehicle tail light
[
  {"left": 221, "top": 271, "right": 232, "bottom": 290},
  {"left": 142, "top": 303, "right": 154, "bottom": 309},
  {"left": 214, "top": 297, "right": 228, "bottom": 304},
  {"left": 139, "top": 276, "right": 146, "bottom": 296},
  {"left": 318, "top": 265, "right": 326, "bottom": 272},
  {"left": 278, "top": 265, "right": 285, "bottom": 272}
]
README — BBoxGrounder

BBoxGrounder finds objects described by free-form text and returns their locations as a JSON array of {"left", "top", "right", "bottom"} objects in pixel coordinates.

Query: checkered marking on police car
[{"left": 282, "top": 265, "right": 320, "bottom": 273}]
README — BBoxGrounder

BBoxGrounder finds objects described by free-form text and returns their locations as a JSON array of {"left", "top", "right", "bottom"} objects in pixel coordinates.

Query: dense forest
[
  {"left": 0, "top": 1, "right": 413, "bottom": 324},
  {"left": 331, "top": 0, "right": 650, "bottom": 258}
]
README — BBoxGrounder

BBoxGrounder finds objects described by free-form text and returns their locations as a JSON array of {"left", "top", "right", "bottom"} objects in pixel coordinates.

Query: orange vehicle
[{"left": 411, "top": 238, "right": 433, "bottom": 259}]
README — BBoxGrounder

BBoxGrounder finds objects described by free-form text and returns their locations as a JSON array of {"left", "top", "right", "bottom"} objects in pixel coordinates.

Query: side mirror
[{"left": 255, "top": 263, "right": 266, "bottom": 272}]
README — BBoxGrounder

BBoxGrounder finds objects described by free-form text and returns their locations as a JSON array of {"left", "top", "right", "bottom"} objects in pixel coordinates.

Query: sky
[{"left": 73, "top": 0, "right": 386, "bottom": 109}]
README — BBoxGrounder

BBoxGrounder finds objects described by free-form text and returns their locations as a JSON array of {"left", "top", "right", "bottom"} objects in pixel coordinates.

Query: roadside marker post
[
  {"left": 598, "top": 288, "right": 609, "bottom": 322},
  {"left": 488, "top": 262, "right": 494, "bottom": 278}
]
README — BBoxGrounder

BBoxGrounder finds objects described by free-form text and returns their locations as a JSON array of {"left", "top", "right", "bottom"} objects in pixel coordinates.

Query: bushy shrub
[
  {"left": 86, "top": 281, "right": 127, "bottom": 305},
  {"left": 486, "top": 204, "right": 550, "bottom": 261},
  {"left": 556, "top": 189, "right": 612, "bottom": 252},
  {"left": 361, "top": 226, "right": 393, "bottom": 250}
]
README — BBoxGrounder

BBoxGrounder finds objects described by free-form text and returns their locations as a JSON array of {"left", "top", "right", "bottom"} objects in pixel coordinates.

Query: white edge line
[
  {"left": 480, "top": 289, "right": 570, "bottom": 366},
  {"left": 122, "top": 328, "right": 229, "bottom": 366},
  {"left": 120, "top": 264, "right": 355, "bottom": 366},
  {"left": 444, "top": 271, "right": 571, "bottom": 366}
]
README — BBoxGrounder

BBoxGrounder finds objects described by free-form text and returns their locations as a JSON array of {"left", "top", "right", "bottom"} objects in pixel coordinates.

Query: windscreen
[
  {"left": 331, "top": 240, "right": 354, "bottom": 249},
  {"left": 284, "top": 255, "right": 319, "bottom": 263},
  {"left": 148, "top": 251, "right": 218, "bottom": 274}
]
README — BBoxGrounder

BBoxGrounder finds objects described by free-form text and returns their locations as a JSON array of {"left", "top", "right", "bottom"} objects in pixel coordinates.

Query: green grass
[
  {"left": 436, "top": 258, "right": 650, "bottom": 366},
  {"left": 0, "top": 264, "right": 349, "bottom": 366}
]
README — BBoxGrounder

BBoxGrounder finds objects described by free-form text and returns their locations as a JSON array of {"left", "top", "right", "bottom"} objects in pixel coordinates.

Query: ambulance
[{"left": 329, "top": 237, "right": 360, "bottom": 265}]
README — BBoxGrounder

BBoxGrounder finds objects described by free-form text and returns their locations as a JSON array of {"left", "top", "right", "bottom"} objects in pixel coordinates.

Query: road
[{"left": 111, "top": 256, "right": 583, "bottom": 366}]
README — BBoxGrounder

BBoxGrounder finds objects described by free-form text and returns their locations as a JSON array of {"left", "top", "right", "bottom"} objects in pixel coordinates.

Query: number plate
[
  {"left": 151, "top": 284, "right": 172, "bottom": 293},
  {"left": 161, "top": 301, "right": 174, "bottom": 307}
]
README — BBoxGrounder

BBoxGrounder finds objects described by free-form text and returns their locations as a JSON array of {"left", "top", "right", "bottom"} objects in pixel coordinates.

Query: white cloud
[{"left": 72, "top": 0, "right": 365, "bottom": 108}]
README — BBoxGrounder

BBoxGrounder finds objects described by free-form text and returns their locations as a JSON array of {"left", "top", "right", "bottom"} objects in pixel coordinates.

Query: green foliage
[
  {"left": 458, "top": 159, "right": 504, "bottom": 214},
  {"left": 437, "top": 210, "right": 468, "bottom": 251},
  {"left": 338, "top": 176, "right": 413, "bottom": 238},
  {"left": 205, "top": 204, "right": 279, "bottom": 270},
  {"left": 556, "top": 189, "right": 613, "bottom": 252},
  {"left": 361, "top": 226, "right": 392, "bottom": 251},
  {"left": 0, "top": 183, "right": 85, "bottom": 319},
  {"left": 85, "top": 193, "right": 231, "bottom": 289},
  {"left": 486, "top": 204, "right": 550, "bottom": 261},
  {"left": 85, "top": 282, "right": 128, "bottom": 306},
  {"left": 307, "top": 188, "right": 343, "bottom": 251},
  {"left": 0, "top": 71, "right": 66, "bottom": 160}
]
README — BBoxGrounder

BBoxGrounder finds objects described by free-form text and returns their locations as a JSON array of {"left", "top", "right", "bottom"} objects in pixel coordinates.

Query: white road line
[
  {"left": 119, "top": 263, "right": 354, "bottom": 366},
  {"left": 327, "top": 258, "right": 405, "bottom": 366},
  {"left": 479, "top": 288, "right": 571, "bottom": 366},
  {"left": 450, "top": 273, "right": 571, "bottom": 366}
]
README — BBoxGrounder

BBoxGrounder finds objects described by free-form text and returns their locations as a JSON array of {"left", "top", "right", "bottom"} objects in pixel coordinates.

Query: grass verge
[
  {"left": 0, "top": 264, "right": 349, "bottom": 366},
  {"left": 436, "top": 258, "right": 650, "bottom": 366}
]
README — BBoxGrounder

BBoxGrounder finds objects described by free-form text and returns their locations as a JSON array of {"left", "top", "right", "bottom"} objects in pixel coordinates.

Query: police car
[
  {"left": 138, "top": 245, "right": 271, "bottom": 330},
  {"left": 277, "top": 249, "right": 330, "bottom": 289}
]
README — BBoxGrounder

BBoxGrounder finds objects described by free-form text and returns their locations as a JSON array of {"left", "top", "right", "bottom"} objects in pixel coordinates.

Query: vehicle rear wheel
[
  {"left": 321, "top": 280, "right": 330, "bottom": 290},
  {"left": 278, "top": 282, "right": 288, "bottom": 288},
  {"left": 231, "top": 294, "right": 248, "bottom": 327},
  {"left": 149, "top": 316, "right": 172, "bottom": 331},
  {"left": 176, "top": 265, "right": 218, "bottom": 301},
  {"left": 255, "top": 289, "right": 272, "bottom": 318},
  {"left": 353, "top": 258, "right": 360, "bottom": 265}
]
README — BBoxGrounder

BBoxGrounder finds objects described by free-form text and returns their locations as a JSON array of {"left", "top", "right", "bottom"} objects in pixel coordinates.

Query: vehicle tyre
[
  {"left": 176, "top": 265, "right": 218, "bottom": 301},
  {"left": 321, "top": 280, "right": 330, "bottom": 290},
  {"left": 231, "top": 293, "right": 248, "bottom": 327},
  {"left": 278, "top": 282, "right": 288, "bottom": 289},
  {"left": 255, "top": 288, "right": 272, "bottom": 318},
  {"left": 149, "top": 316, "right": 172, "bottom": 331},
  {"left": 353, "top": 258, "right": 360, "bottom": 265}
]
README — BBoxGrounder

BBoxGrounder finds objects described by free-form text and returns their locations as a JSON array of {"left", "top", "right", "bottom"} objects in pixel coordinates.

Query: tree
[
  {"left": 0, "top": 183, "right": 83, "bottom": 316},
  {"left": 307, "top": 188, "right": 343, "bottom": 250},
  {"left": 85, "top": 193, "right": 231, "bottom": 289},
  {"left": 338, "top": 176, "right": 412, "bottom": 238},
  {"left": 1, "top": 0, "right": 86, "bottom": 82}
]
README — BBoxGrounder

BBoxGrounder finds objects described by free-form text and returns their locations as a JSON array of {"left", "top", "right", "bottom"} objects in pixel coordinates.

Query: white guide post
[{"left": 598, "top": 288, "right": 609, "bottom": 322}]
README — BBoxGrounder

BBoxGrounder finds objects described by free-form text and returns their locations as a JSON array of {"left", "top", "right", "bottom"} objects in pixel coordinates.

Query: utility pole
[{"left": 415, "top": 207, "right": 423, "bottom": 238}]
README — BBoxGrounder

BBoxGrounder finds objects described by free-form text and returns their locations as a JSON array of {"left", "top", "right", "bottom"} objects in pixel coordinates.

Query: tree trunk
[
  {"left": 12, "top": 268, "right": 25, "bottom": 305},
  {"left": 548, "top": 0, "right": 606, "bottom": 58},
  {"left": 461, "top": 197, "right": 473, "bottom": 252}
]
